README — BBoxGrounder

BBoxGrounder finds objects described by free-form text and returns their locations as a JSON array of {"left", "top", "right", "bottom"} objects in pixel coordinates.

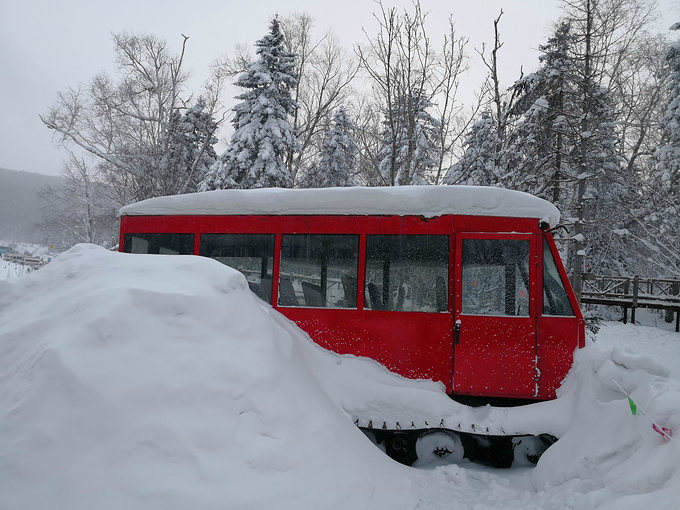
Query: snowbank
[
  {"left": 0, "top": 245, "right": 414, "bottom": 510},
  {"left": 1, "top": 258, "right": 31, "bottom": 280},
  {"left": 1, "top": 245, "right": 679, "bottom": 509},
  {"left": 533, "top": 345, "right": 680, "bottom": 509}
]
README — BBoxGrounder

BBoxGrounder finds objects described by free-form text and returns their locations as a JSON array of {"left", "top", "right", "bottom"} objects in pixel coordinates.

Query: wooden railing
[{"left": 581, "top": 274, "right": 680, "bottom": 332}]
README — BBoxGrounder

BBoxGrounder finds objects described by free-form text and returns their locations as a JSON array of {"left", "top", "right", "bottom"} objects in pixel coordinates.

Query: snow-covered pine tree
[
  {"left": 443, "top": 111, "right": 502, "bottom": 186},
  {"left": 201, "top": 18, "right": 300, "bottom": 190},
  {"left": 579, "top": 82, "right": 629, "bottom": 275},
  {"left": 378, "top": 94, "right": 441, "bottom": 186},
  {"left": 657, "top": 25, "right": 680, "bottom": 205},
  {"left": 164, "top": 101, "right": 218, "bottom": 194},
  {"left": 644, "top": 23, "right": 680, "bottom": 276},
  {"left": 506, "top": 14, "right": 625, "bottom": 277},
  {"left": 506, "top": 22, "right": 580, "bottom": 204},
  {"left": 304, "top": 108, "right": 358, "bottom": 188},
  {"left": 556, "top": 0, "right": 660, "bottom": 293}
]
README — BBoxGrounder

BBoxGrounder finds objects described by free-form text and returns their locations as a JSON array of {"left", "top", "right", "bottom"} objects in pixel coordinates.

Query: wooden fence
[{"left": 581, "top": 274, "right": 680, "bottom": 332}]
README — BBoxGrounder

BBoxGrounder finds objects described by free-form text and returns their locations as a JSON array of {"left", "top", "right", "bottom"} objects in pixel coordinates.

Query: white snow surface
[
  {"left": 1, "top": 259, "right": 31, "bottom": 280},
  {"left": 1, "top": 245, "right": 679, "bottom": 509},
  {"left": 119, "top": 185, "right": 561, "bottom": 227}
]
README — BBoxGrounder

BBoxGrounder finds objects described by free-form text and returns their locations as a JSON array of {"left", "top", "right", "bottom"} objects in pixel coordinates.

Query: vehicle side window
[
  {"left": 542, "top": 238, "right": 575, "bottom": 316},
  {"left": 200, "top": 234, "right": 275, "bottom": 304},
  {"left": 461, "top": 239, "right": 530, "bottom": 316},
  {"left": 123, "top": 233, "right": 194, "bottom": 255},
  {"left": 365, "top": 235, "right": 449, "bottom": 312},
  {"left": 279, "top": 234, "right": 359, "bottom": 308}
]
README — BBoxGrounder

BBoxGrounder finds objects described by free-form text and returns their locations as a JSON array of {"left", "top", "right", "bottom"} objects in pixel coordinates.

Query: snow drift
[
  {"left": 0, "top": 245, "right": 414, "bottom": 509},
  {"left": 1, "top": 245, "right": 679, "bottom": 509}
]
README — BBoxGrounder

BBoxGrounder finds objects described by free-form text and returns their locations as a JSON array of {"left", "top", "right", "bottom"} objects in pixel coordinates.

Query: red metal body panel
[
  {"left": 120, "top": 214, "right": 454, "bottom": 236},
  {"left": 284, "top": 309, "right": 454, "bottom": 390},
  {"left": 119, "top": 211, "right": 584, "bottom": 401},
  {"left": 535, "top": 233, "right": 586, "bottom": 398},
  {"left": 536, "top": 317, "right": 581, "bottom": 398},
  {"left": 453, "top": 232, "right": 538, "bottom": 399}
]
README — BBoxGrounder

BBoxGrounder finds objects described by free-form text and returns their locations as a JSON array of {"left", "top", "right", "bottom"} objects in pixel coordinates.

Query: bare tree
[
  {"left": 474, "top": 10, "right": 524, "bottom": 183},
  {"left": 626, "top": 22, "right": 680, "bottom": 278},
  {"left": 351, "top": 94, "right": 385, "bottom": 185},
  {"left": 279, "top": 13, "right": 359, "bottom": 185},
  {"left": 561, "top": 0, "right": 663, "bottom": 177},
  {"left": 211, "top": 43, "right": 254, "bottom": 77},
  {"left": 41, "top": 32, "right": 222, "bottom": 205},
  {"left": 357, "top": 0, "right": 469, "bottom": 185},
  {"left": 39, "top": 152, "right": 118, "bottom": 248},
  {"left": 562, "top": 0, "right": 659, "bottom": 86},
  {"left": 433, "top": 18, "right": 471, "bottom": 183},
  {"left": 611, "top": 34, "right": 668, "bottom": 176}
]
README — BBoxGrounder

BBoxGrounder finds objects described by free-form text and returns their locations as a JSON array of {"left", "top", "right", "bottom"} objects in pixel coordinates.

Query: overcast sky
[{"left": 0, "top": 0, "right": 676, "bottom": 177}]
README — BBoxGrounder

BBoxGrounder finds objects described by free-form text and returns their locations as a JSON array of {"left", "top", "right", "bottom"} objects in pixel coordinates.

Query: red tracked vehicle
[{"left": 119, "top": 186, "right": 585, "bottom": 467}]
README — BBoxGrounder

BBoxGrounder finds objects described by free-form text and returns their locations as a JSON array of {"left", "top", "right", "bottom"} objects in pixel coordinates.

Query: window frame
[
  {"left": 199, "top": 233, "right": 276, "bottom": 303},
  {"left": 542, "top": 237, "right": 576, "bottom": 317},
  {"left": 364, "top": 234, "right": 450, "bottom": 313},
  {"left": 122, "top": 233, "right": 195, "bottom": 255},
  {"left": 277, "top": 233, "right": 360, "bottom": 309},
  {"left": 456, "top": 232, "right": 537, "bottom": 319}
]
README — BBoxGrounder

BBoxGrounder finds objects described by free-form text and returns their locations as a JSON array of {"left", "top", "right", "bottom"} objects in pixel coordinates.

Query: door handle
[{"left": 455, "top": 319, "right": 461, "bottom": 344}]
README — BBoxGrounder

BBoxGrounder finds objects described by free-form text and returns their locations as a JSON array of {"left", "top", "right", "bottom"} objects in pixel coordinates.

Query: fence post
[
  {"left": 622, "top": 278, "right": 630, "bottom": 324},
  {"left": 665, "top": 281, "right": 679, "bottom": 324},
  {"left": 631, "top": 275, "right": 639, "bottom": 325}
]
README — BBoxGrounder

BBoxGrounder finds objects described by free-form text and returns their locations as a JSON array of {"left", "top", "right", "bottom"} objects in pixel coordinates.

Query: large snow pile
[{"left": 1, "top": 245, "right": 679, "bottom": 509}]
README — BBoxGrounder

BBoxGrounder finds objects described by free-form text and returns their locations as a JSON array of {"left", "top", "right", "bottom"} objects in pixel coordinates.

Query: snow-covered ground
[
  {"left": 0, "top": 258, "right": 31, "bottom": 279},
  {"left": 1, "top": 245, "right": 679, "bottom": 509},
  {"left": 0, "top": 241, "right": 53, "bottom": 280}
]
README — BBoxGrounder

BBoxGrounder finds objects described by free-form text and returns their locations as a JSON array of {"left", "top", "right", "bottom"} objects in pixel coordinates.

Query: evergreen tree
[
  {"left": 378, "top": 94, "right": 441, "bottom": 186},
  {"left": 164, "top": 101, "right": 218, "bottom": 194},
  {"left": 506, "top": 22, "right": 580, "bottom": 203},
  {"left": 201, "top": 18, "right": 300, "bottom": 190},
  {"left": 580, "top": 82, "right": 628, "bottom": 274},
  {"left": 304, "top": 108, "right": 357, "bottom": 188},
  {"left": 503, "top": 18, "right": 625, "bottom": 276},
  {"left": 443, "top": 111, "right": 502, "bottom": 186},
  {"left": 640, "top": 23, "right": 680, "bottom": 276},
  {"left": 657, "top": 26, "right": 680, "bottom": 201}
]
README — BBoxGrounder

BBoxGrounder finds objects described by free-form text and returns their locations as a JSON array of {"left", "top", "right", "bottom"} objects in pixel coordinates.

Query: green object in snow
[{"left": 628, "top": 397, "right": 637, "bottom": 416}]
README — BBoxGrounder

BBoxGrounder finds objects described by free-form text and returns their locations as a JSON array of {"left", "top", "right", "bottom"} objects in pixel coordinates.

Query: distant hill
[{"left": 0, "top": 168, "right": 64, "bottom": 243}]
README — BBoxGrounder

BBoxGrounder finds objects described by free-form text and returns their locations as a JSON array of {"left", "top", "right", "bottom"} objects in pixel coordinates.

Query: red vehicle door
[{"left": 453, "top": 233, "right": 538, "bottom": 399}]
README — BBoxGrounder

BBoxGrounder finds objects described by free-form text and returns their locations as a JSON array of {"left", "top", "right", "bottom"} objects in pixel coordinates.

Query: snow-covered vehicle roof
[{"left": 119, "top": 186, "right": 560, "bottom": 227}]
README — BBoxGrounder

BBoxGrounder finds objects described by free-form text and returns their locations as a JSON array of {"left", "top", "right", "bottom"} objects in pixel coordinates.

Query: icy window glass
[
  {"left": 123, "top": 233, "right": 194, "bottom": 255},
  {"left": 279, "top": 235, "right": 359, "bottom": 308},
  {"left": 461, "top": 239, "right": 530, "bottom": 316},
  {"left": 365, "top": 235, "right": 449, "bottom": 312},
  {"left": 200, "top": 234, "right": 275, "bottom": 303},
  {"left": 542, "top": 238, "right": 574, "bottom": 316}
]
